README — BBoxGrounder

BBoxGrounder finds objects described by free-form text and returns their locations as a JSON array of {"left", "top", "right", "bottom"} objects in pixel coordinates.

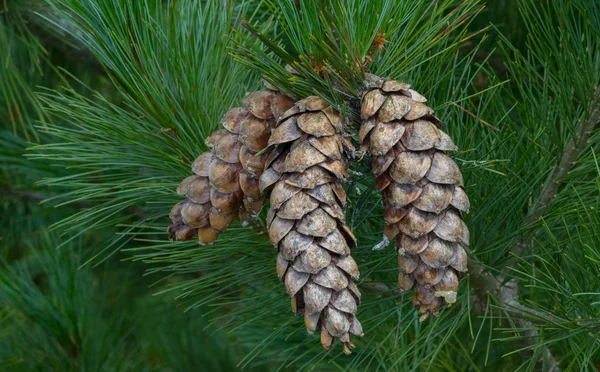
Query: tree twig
[
  {"left": 360, "top": 282, "right": 403, "bottom": 296},
  {"left": 468, "top": 261, "right": 561, "bottom": 371},
  {"left": 498, "top": 278, "right": 561, "bottom": 372}
]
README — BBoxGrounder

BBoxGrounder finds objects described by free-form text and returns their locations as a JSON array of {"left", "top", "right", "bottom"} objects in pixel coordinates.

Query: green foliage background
[{"left": 0, "top": 0, "right": 598, "bottom": 370}]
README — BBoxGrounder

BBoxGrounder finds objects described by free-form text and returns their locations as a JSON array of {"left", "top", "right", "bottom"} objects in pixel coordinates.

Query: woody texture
[
  {"left": 167, "top": 73, "right": 470, "bottom": 351},
  {"left": 260, "top": 96, "right": 363, "bottom": 354},
  {"left": 168, "top": 84, "right": 294, "bottom": 244},
  {"left": 359, "top": 74, "right": 469, "bottom": 320}
]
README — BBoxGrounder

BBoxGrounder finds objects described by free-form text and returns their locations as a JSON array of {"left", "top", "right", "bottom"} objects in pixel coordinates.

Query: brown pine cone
[
  {"left": 168, "top": 86, "right": 294, "bottom": 244},
  {"left": 359, "top": 75, "right": 469, "bottom": 320},
  {"left": 260, "top": 96, "right": 363, "bottom": 354}
]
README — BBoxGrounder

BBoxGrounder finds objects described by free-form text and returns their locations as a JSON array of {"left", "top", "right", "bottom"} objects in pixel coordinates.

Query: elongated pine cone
[
  {"left": 359, "top": 75, "right": 469, "bottom": 321},
  {"left": 260, "top": 96, "right": 363, "bottom": 354},
  {"left": 168, "top": 85, "right": 294, "bottom": 244}
]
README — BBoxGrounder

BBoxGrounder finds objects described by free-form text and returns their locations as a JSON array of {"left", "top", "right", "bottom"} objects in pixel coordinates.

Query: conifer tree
[{"left": 1, "top": 0, "right": 599, "bottom": 370}]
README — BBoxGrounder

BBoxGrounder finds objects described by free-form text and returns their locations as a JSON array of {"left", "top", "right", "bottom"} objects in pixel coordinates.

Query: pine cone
[
  {"left": 260, "top": 96, "right": 363, "bottom": 354},
  {"left": 359, "top": 75, "right": 469, "bottom": 320},
  {"left": 168, "top": 86, "right": 294, "bottom": 244}
]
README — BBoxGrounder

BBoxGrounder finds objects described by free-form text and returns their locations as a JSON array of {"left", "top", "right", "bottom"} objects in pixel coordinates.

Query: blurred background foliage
[{"left": 0, "top": 0, "right": 598, "bottom": 370}]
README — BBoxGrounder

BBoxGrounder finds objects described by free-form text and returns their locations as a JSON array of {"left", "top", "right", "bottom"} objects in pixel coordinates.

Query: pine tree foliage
[
  {"left": 27, "top": 0, "right": 265, "bottom": 262},
  {"left": 0, "top": 2, "right": 270, "bottom": 370},
  {"left": 0, "top": 232, "right": 254, "bottom": 371},
  {"left": 232, "top": 1, "right": 488, "bottom": 117},
  {"left": 0, "top": 0, "right": 598, "bottom": 370}
]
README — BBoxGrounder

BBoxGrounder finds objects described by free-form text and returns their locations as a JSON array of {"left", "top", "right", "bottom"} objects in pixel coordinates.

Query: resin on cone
[
  {"left": 168, "top": 85, "right": 294, "bottom": 245},
  {"left": 260, "top": 96, "right": 363, "bottom": 354},
  {"left": 359, "top": 74, "right": 469, "bottom": 320}
]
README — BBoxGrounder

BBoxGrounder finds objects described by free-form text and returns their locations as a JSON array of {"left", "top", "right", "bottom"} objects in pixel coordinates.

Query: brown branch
[
  {"left": 498, "top": 278, "right": 561, "bottom": 372},
  {"left": 500, "top": 290, "right": 563, "bottom": 325},
  {"left": 468, "top": 261, "right": 561, "bottom": 371}
]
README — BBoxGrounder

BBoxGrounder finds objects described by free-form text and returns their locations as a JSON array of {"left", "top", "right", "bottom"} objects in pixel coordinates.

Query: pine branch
[
  {"left": 16, "top": 0, "right": 594, "bottom": 368},
  {"left": 468, "top": 263, "right": 561, "bottom": 370},
  {"left": 360, "top": 282, "right": 403, "bottom": 296},
  {"left": 471, "top": 84, "right": 600, "bottom": 292},
  {"left": 506, "top": 85, "right": 600, "bottom": 265},
  {"left": 499, "top": 279, "right": 561, "bottom": 372},
  {"left": 498, "top": 280, "right": 563, "bottom": 324},
  {"left": 469, "top": 85, "right": 600, "bottom": 372},
  {"left": 500, "top": 278, "right": 561, "bottom": 370}
]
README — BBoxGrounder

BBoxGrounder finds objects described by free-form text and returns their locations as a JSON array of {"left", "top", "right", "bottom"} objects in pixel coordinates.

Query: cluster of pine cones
[{"left": 168, "top": 74, "right": 469, "bottom": 353}]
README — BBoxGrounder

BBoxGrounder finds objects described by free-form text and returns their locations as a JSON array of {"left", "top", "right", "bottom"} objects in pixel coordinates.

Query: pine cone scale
[
  {"left": 261, "top": 97, "right": 362, "bottom": 353},
  {"left": 168, "top": 86, "right": 294, "bottom": 244},
  {"left": 360, "top": 76, "right": 470, "bottom": 320},
  {"left": 167, "top": 70, "right": 471, "bottom": 350}
]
